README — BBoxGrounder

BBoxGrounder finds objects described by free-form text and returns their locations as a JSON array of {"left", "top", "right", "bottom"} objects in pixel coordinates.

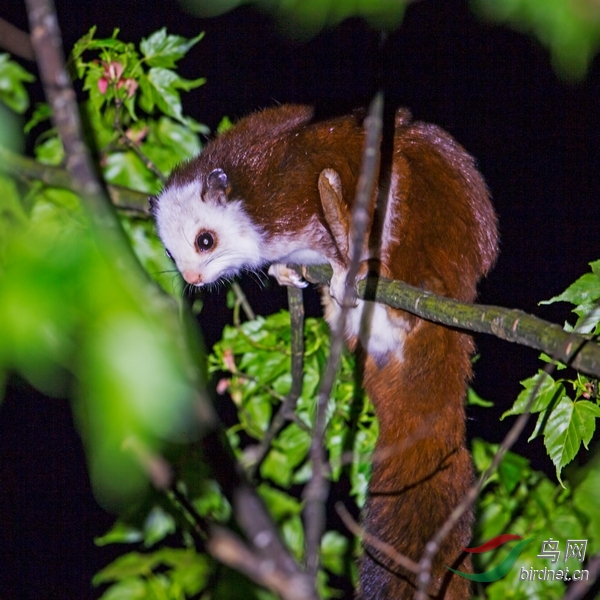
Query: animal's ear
[
  {"left": 148, "top": 195, "right": 158, "bottom": 215},
  {"left": 205, "top": 168, "right": 229, "bottom": 204}
]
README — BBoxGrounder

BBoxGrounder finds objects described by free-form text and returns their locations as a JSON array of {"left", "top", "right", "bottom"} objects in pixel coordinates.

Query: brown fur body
[{"left": 163, "top": 105, "right": 499, "bottom": 598}]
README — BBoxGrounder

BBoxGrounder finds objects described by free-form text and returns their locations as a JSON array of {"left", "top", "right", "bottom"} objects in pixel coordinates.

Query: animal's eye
[
  {"left": 196, "top": 232, "right": 214, "bottom": 252},
  {"left": 165, "top": 249, "right": 173, "bottom": 260}
]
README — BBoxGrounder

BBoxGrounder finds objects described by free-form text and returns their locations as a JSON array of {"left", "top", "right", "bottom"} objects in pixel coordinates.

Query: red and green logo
[{"left": 446, "top": 534, "right": 534, "bottom": 582}]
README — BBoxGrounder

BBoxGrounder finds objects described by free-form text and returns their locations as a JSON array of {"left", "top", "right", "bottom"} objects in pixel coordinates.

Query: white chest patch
[{"left": 322, "top": 293, "right": 409, "bottom": 362}]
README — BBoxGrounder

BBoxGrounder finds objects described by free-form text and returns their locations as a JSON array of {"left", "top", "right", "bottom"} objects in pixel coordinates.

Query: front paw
[{"left": 268, "top": 263, "right": 309, "bottom": 288}]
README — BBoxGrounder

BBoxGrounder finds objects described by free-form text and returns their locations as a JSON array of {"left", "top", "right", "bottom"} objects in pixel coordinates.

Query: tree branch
[
  {"left": 0, "top": 17, "right": 35, "bottom": 61},
  {"left": 300, "top": 264, "right": 600, "bottom": 379},
  {"left": 302, "top": 91, "right": 384, "bottom": 586},
  {"left": 207, "top": 526, "right": 317, "bottom": 600},
  {"left": 4, "top": 142, "right": 598, "bottom": 381},
  {"left": 563, "top": 553, "right": 600, "bottom": 600},
  {"left": 247, "top": 285, "right": 305, "bottom": 479},
  {"left": 0, "top": 145, "right": 150, "bottom": 214},
  {"left": 24, "top": 2, "right": 314, "bottom": 596}
]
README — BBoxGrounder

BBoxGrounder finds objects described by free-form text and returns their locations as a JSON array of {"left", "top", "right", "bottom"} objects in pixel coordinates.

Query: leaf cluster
[
  {"left": 31, "top": 27, "right": 207, "bottom": 194},
  {"left": 501, "top": 261, "right": 600, "bottom": 482},
  {"left": 472, "top": 439, "right": 600, "bottom": 599}
]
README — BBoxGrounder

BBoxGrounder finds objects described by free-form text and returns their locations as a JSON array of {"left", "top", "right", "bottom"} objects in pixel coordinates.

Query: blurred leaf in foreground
[
  {"left": 472, "top": 0, "right": 600, "bottom": 80},
  {"left": 0, "top": 171, "right": 209, "bottom": 509}
]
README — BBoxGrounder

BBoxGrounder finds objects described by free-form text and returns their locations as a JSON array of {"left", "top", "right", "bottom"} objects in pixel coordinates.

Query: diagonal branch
[
  {"left": 0, "top": 139, "right": 150, "bottom": 214},
  {"left": 25, "top": 1, "right": 315, "bottom": 596},
  {"left": 0, "top": 17, "right": 35, "bottom": 60},
  {"left": 300, "top": 264, "right": 600, "bottom": 378}
]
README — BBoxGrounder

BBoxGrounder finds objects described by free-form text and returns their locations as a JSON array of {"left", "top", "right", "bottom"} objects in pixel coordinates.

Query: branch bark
[
  {"left": 24, "top": 2, "right": 315, "bottom": 597},
  {"left": 0, "top": 17, "right": 35, "bottom": 60},
  {"left": 0, "top": 145, "right": 150, "bottom": 214},
  {"left": 300, "top": 264, "right": 600, "bottom": 379},
  {"left": 302, "top": 91, "right": 384, "bottom": 585}
]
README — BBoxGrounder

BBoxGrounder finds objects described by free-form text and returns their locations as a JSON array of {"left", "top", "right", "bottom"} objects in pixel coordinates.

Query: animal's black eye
[
  {"left": 196, "top": 232, "right": 214, "bottom": 252},
  {"left": 165, "top": 249, "right": 173, "bottom": 260}
]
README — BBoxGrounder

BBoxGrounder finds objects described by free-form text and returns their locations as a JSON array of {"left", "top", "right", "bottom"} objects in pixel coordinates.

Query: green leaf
[
  {"left": 274, "top": 423, "right": 311, "bottom": 468},
  {"left": 261, "top": 447, "right": 294, "bottom": 486},
  {"left": 102, "top": 151, "right": 159, "bottom": 193},
  {"left": 34, "top": 135, "right": 65, "bottom": 166},
  {"left": 70, "top": 26, "right": 98, "bottom": 64},
  {"left": 497, "top": 451, "right": 530, "bottom": 494},
  {"left": 543, "top": 397, "right": 600, "bottom": 482},
  {"left": 281, "top": 514, "right": 304, "bottom": 559},
  {"left": 93, "top": 552, "right": 160, "bottom": 584},
  {"left": 165, "top": 549, "right": 210, "bottom": 595},
  {"left": 258, "top": 484, "right": 301, "bottom": 520},
  {"left": 145, "top": 67, "right": 206, "bottom": 123},
  {"left": 573, "top": 459, "right": 600, "bottom": 552},
  {"left": 502, "top": 371, "right": 564, "bottom": 419},
  {"left": 95, "top": 521, "right": 143, "bottom": 546},
  {"left": 541, "top": 272, "right": 600, "bottom": 307},
  {"left": 143, "top": 506, "right": 176, "bottom": 547},
  {"left": 0, "top": 53, "right": 35, "bottom": 113},
  {"left": 217, "top": 116, "right": 234, "bottom": 134},
  {"left": 152, "top": 116, "right": 201, "bottom": 158},
  {"left": 140, "top": 29, "right": 205, "bottom": 68},
  {"left": 97, "top": 577, "right": 148, "bottom": 600},
  {"left": 0, "top": 175, "right": 28, "bottom": 264},
  {"left": 468, "top": 387, "right": 494, "bottom": 407},
  {"left": 321, "top": 530, "right": 349, "bottom": 575},
  {"left": 192, "top": 480, "right": 231, "bottom": 522},
  {"left": 472, "top": 0, "right": 600, "bottom": 81},
  {"left": 24, "top": 102, "right": 52, "bottom": 133}
]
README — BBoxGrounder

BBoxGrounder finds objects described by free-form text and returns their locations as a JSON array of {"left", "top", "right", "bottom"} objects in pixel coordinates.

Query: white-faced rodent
[{"left": 151, "top": 104, "right": 498, "bottom": 599}]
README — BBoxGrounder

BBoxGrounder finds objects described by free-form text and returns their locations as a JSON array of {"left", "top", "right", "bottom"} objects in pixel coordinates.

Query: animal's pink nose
[{"left": 182, "top": 270, "right": 202, "bottom": 284}]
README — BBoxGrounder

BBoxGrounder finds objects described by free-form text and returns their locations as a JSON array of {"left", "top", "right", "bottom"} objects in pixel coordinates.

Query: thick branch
[
  {"left": 25, "top": 1, "right": 312, "bottom": 594},
  {"left": 4, "top": 140, "right": 598, "bottom": 380},
  {"left": 207, "top": 526, "right": 316, "bottom": 600},
  {"left": 300, "top": 264, "right": 600, "bottom": 378}
]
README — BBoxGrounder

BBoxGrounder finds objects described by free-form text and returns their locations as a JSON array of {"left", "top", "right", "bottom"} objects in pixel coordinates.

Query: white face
[{"left": 154, "top": 180, "right": 264, "bottom": 286}]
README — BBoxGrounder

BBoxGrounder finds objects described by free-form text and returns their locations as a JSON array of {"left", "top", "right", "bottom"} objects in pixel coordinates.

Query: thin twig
[
  {"left": 0, "top": 145, "right": 151, "bottom": 213},
  {"left": 200, "top": 428, "right": 312, "bottom": 584},
  {"left": 207, "top": 526, "right": 317, "bottom": 600},
  {"left": 247, "top": 286, "right": 305, "bottom": 479},
  {"left": 167, "top": 484, "right": 210, "bottom": 541},
  {"left": 113, "top": 97, "right": 167, "bottom": 183},
  {"left": 25, "top": 2, "right": 312, "bottom": 594},
  {"left": 303, "top": 91, "right": 384, "bottom": 585},
  {"left": 336, "top": 503, "right": 419, "bottom": 575},
  {"left": 231, "top": 281, "right": 256, "bottom": 321}
]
